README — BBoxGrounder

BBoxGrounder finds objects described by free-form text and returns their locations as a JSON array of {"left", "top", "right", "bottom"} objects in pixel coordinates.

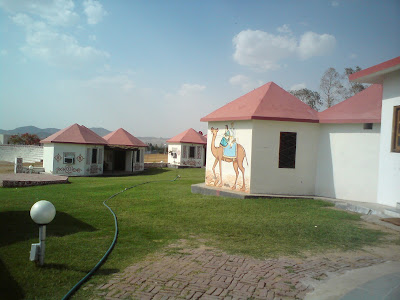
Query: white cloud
[
  {"left": 290, "top": 83, "right": 306, "bottom": 91},
  {"left": 232, "top": 28, "right": 336, "bottom": 71},
  {"left": 0, "top": 0, "right": 79, "bottom": 26},
  {"left": 89, "top": 34, "right": 97, "bottom": 41},
  {"left": 177, "top": 83, "right": 206, "bottom": 96},
  {"left": 83, "top": 0, "right": 107, "bottom": 25},
  {"left": 229, "top": 74, "right": 263, "bottom": 92},
  {"left": 233, "top": 29, "right": 297, "bottom": 70},
  {"left": 12, "top": 13, "right": 109, "bottom": 66},
  {"left": 297, "top": 31, "right": 336, "bottom": 60},
  {"left": 277, "top": 24, "right": 291, "bottom": 34},
  {"left": 331, "top": 1, "right": 339, "bottom": 7},
  {"left": 0, "top": 49, "right": 8, "bottom": 56}
]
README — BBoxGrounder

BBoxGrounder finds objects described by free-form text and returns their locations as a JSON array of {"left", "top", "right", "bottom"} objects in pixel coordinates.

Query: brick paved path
[{"left": 94, "top": 242, "right": 384, "bottom": 300}]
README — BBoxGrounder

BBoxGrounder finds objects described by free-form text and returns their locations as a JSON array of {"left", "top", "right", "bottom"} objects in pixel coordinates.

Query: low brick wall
[
  {"left": 144, "top": 162, "right": 168, "bottom": 169},
  {"left": 0, "top": 145, "right": 43, "bottom": 163}
]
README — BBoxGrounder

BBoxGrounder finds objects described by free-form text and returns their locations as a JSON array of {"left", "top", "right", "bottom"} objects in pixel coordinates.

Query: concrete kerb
[
  {"left": 304, "top": 261, "right": 400, "bottom": 300},
  {"left": 191, "top": 183, "right": 400, "bottom": 219}
]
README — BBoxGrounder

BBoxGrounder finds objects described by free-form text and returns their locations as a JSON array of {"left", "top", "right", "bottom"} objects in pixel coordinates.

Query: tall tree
[
  {"left": 320, "top": 67, "right": 344, "bottom": 108},
  {"left": 342, "top": 66, "right": 367, "bottom": 98},
  {"left": 289, "top": 88, "right": 322, "bottom": 111}
]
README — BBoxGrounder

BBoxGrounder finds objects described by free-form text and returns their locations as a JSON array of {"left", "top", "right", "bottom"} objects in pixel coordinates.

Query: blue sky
[{"left": 0, "top": 0, "right": 399, "bottom": 137}]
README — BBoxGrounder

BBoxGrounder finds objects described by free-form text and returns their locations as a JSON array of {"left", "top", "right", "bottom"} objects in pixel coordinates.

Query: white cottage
[
  {"left": 200, "top": 80, "right": 390, "bottom": 206},
  {"left": 103, "top": 128, "right": 147, "bottom": 173},
  {"left": 167, "top": 128, "right": 207, "bottom": 168},
  {"left": 41, "top": 123, "right": 106, "bottom": 176},
  {"left": 349, "top": 56, "right": 400, "bottom": 208}
]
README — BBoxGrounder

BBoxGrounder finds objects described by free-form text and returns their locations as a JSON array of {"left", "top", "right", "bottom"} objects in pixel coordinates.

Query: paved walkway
[
  {"left": 94, "top": 241, "right": 386, "bottom": 300},
  {"left": 0, "top": 173, "right": 68, "bottom": 187}
]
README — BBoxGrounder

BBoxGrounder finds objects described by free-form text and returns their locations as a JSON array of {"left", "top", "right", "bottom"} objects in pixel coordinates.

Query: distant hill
[{"left": 0, "top": 126, "right": 169, "bottom": 146}]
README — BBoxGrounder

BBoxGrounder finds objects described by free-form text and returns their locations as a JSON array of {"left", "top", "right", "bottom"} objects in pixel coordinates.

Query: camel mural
[{"left": 210, "top": 126, "right": 248, "bottom": 191}]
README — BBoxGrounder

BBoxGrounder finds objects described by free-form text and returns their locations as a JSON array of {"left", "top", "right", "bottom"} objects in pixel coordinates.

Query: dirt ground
[{"left": 144, "top": 153, "right": 168, "bottom": 163}]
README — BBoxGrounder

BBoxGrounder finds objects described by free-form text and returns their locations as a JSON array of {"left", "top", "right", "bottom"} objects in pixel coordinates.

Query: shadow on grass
[
  {"left": 0, "top": 258, "right": 24, "bottom": 300},
  {"left": 42, "top": 263, "right": 119, "bottom": 275},
  {"left": 0, "top": 211, "right": 96, "bottom": 247}
]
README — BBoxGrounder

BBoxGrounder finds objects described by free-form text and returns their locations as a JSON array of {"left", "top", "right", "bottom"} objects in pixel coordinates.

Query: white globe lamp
[{"left": 29, "top": 200, "right": 56, "bottom": 266}]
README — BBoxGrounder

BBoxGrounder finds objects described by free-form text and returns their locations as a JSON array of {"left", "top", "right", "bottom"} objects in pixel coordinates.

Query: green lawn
[{"left": 0, "top": 168, "right": 384, "bottom": 299}]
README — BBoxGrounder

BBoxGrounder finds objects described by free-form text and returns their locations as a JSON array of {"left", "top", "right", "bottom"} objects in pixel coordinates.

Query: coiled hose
[{"left": 62, "top": 175, "right": 180, "bottom": 299}]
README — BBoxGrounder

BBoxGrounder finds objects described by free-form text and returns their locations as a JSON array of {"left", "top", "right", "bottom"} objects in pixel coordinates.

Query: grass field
[{"left": 0, "top": 168, "right": 385, "bottom": 299}]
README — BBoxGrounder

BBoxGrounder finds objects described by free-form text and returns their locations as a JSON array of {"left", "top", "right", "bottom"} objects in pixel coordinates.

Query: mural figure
[{"left": 210, "top": 125, "right": 248, "bottom": 191}]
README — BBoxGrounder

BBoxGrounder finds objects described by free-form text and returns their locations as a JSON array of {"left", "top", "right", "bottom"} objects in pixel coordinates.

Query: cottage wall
[
  {"left": 205, "top": 121, "right": 252, "bottom": 192},
  {"left": 377, "top": 71, "right": 400, "bottom": 207},
  {"left": 43, "top": 144, "right": 54, "bottom": 173},
  {"left": 133, "top": 148, "right": 145, "bottom": 171},
  {"left": 315, "top": 123, "right": 380, "bottom": 202},
  {"left": 45, "top": 143, "right": 104, "bottom": 176},
  {"left": 250, "top": 120, "right": 319, "bottom": 195},
  {"left": 168, "top": 143, "right": 182, "bottom": 165},
  {"left": 168, "top": 143, "right": 204, "bottom": 167}
]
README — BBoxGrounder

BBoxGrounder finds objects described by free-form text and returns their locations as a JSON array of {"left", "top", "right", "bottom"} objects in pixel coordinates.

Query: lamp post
[{"left": 29, "top": 200, "right": 56, "bottom": 266}]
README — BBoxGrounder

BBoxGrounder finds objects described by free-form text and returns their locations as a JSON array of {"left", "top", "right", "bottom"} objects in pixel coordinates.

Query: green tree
[{"left": 8, "top": 133, "right": 40, "bottom": 145}]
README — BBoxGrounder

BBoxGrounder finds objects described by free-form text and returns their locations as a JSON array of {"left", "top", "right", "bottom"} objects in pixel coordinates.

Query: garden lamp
[
  {"left": 28, "top": 165, "right": 33, "bottom": 174},
  {"left": 29, "top": 200, "right": 56, "bottom": 266}
]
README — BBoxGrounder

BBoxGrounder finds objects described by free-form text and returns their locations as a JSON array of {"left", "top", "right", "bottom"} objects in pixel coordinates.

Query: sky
[{"left": 0, "top": 0, "right": 399, "bottom": 138}]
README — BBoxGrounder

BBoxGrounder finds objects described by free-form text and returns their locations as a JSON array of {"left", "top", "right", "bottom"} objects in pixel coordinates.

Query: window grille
[
  {"left": 279, "top": 132, "right": 297, "bottom": 168},
  {"left": 392, "top": 106, "right": 400, "bottom": 152},
  {"left": 189, "top": 146, "right": 195, "bottom": 158},
  {"left": 92, "top": 148, "right": 98, "bottom": 164}
]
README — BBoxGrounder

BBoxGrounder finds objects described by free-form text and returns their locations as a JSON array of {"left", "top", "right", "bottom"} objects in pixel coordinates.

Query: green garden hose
[{"left": 62, "top": 175, "right": 180, "bottom": 299}]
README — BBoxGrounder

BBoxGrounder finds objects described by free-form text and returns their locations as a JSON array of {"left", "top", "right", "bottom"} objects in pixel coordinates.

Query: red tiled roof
[
  {"left": 200, "top": 82, "right": 319, "bottom": 123},
  {"left": 167, "top": 128, "right": 207, "bottom": 145},
  {"left": 349, "top": 56, "right": 400, "bottom": 84},
  {"left": 40, "top": 123, "right": 107, "bottom": 145},
  {"left": 318, "top": 84, "right": 382, "bottom": 123},
  {"left": 103, "top": 128, "right": 147, "bottom": 147}
]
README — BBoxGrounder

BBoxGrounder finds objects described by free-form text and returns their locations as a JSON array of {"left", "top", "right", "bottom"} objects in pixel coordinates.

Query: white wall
[
  {"left": 315, "top": 123, "right": 380, "bottom": 202},
  {"left": 133, "top": 148, "right": 145, "bottom": 171},
  {"left": 45, "top": 143, "right": 104, "bottom": 176},
  {"left": 168, "top": 143, "right": 204, "bottom": 167},
  {"left": 43, "top": 144, "right": 54, "bottom": 173},
  {"left": 0, "top": 145, "right": 43, "bottom": 163},
  {"left": 377, "top": 71, "right": 400, "bottom": 207},
  {"left": 168, "top": 143, "right": 182, "bottom": 165},
  {"left": 251, "top": 120, "right": 319, "bottom": 195},
  {"left": 206, "top": 121, "right": 252, "bottom": 192}
]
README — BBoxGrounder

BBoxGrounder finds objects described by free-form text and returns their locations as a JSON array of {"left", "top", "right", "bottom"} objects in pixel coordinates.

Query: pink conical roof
[
  {"left": 318, "top": 84, "right": 382, "bottom": 123},
  {"left": 103, "top": 128, "right": 147, "bottom": 147},
  {"left": 40, "top": 123, "right": 107, "bottom": 145},
  {"left": 167, "top": 128, "right": 207, "bottom": 145},
  {"left": 200, "top": 82, "right": 319, "bottom": 123}
]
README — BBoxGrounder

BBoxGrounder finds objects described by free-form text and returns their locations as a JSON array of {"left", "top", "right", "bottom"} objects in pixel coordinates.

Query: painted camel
[{"left": 210, "top": 127, "right": 248, "bottom": 191}]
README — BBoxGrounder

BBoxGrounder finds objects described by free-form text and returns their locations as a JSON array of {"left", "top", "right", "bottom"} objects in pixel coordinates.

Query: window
[
  {"left": 189, "top": 146, "right": 195, "bottom": 158},
  {"left": 91, "top": 148, "right": 98, "bottom": 164},
  {"left": 279, "top": 132, "right": 297, "bottom": 168},
  {"left": 136, "top": 149, "right": 140, "bottom": 162},
  {"left": 63, "top": 152, "right": 75, "bottom": 164},
  {"left": 392, "top": 106, "right": 400, "bottom": 152},
  {"left": 363, "top": 123, "right": 373, "bottom": 130}
]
